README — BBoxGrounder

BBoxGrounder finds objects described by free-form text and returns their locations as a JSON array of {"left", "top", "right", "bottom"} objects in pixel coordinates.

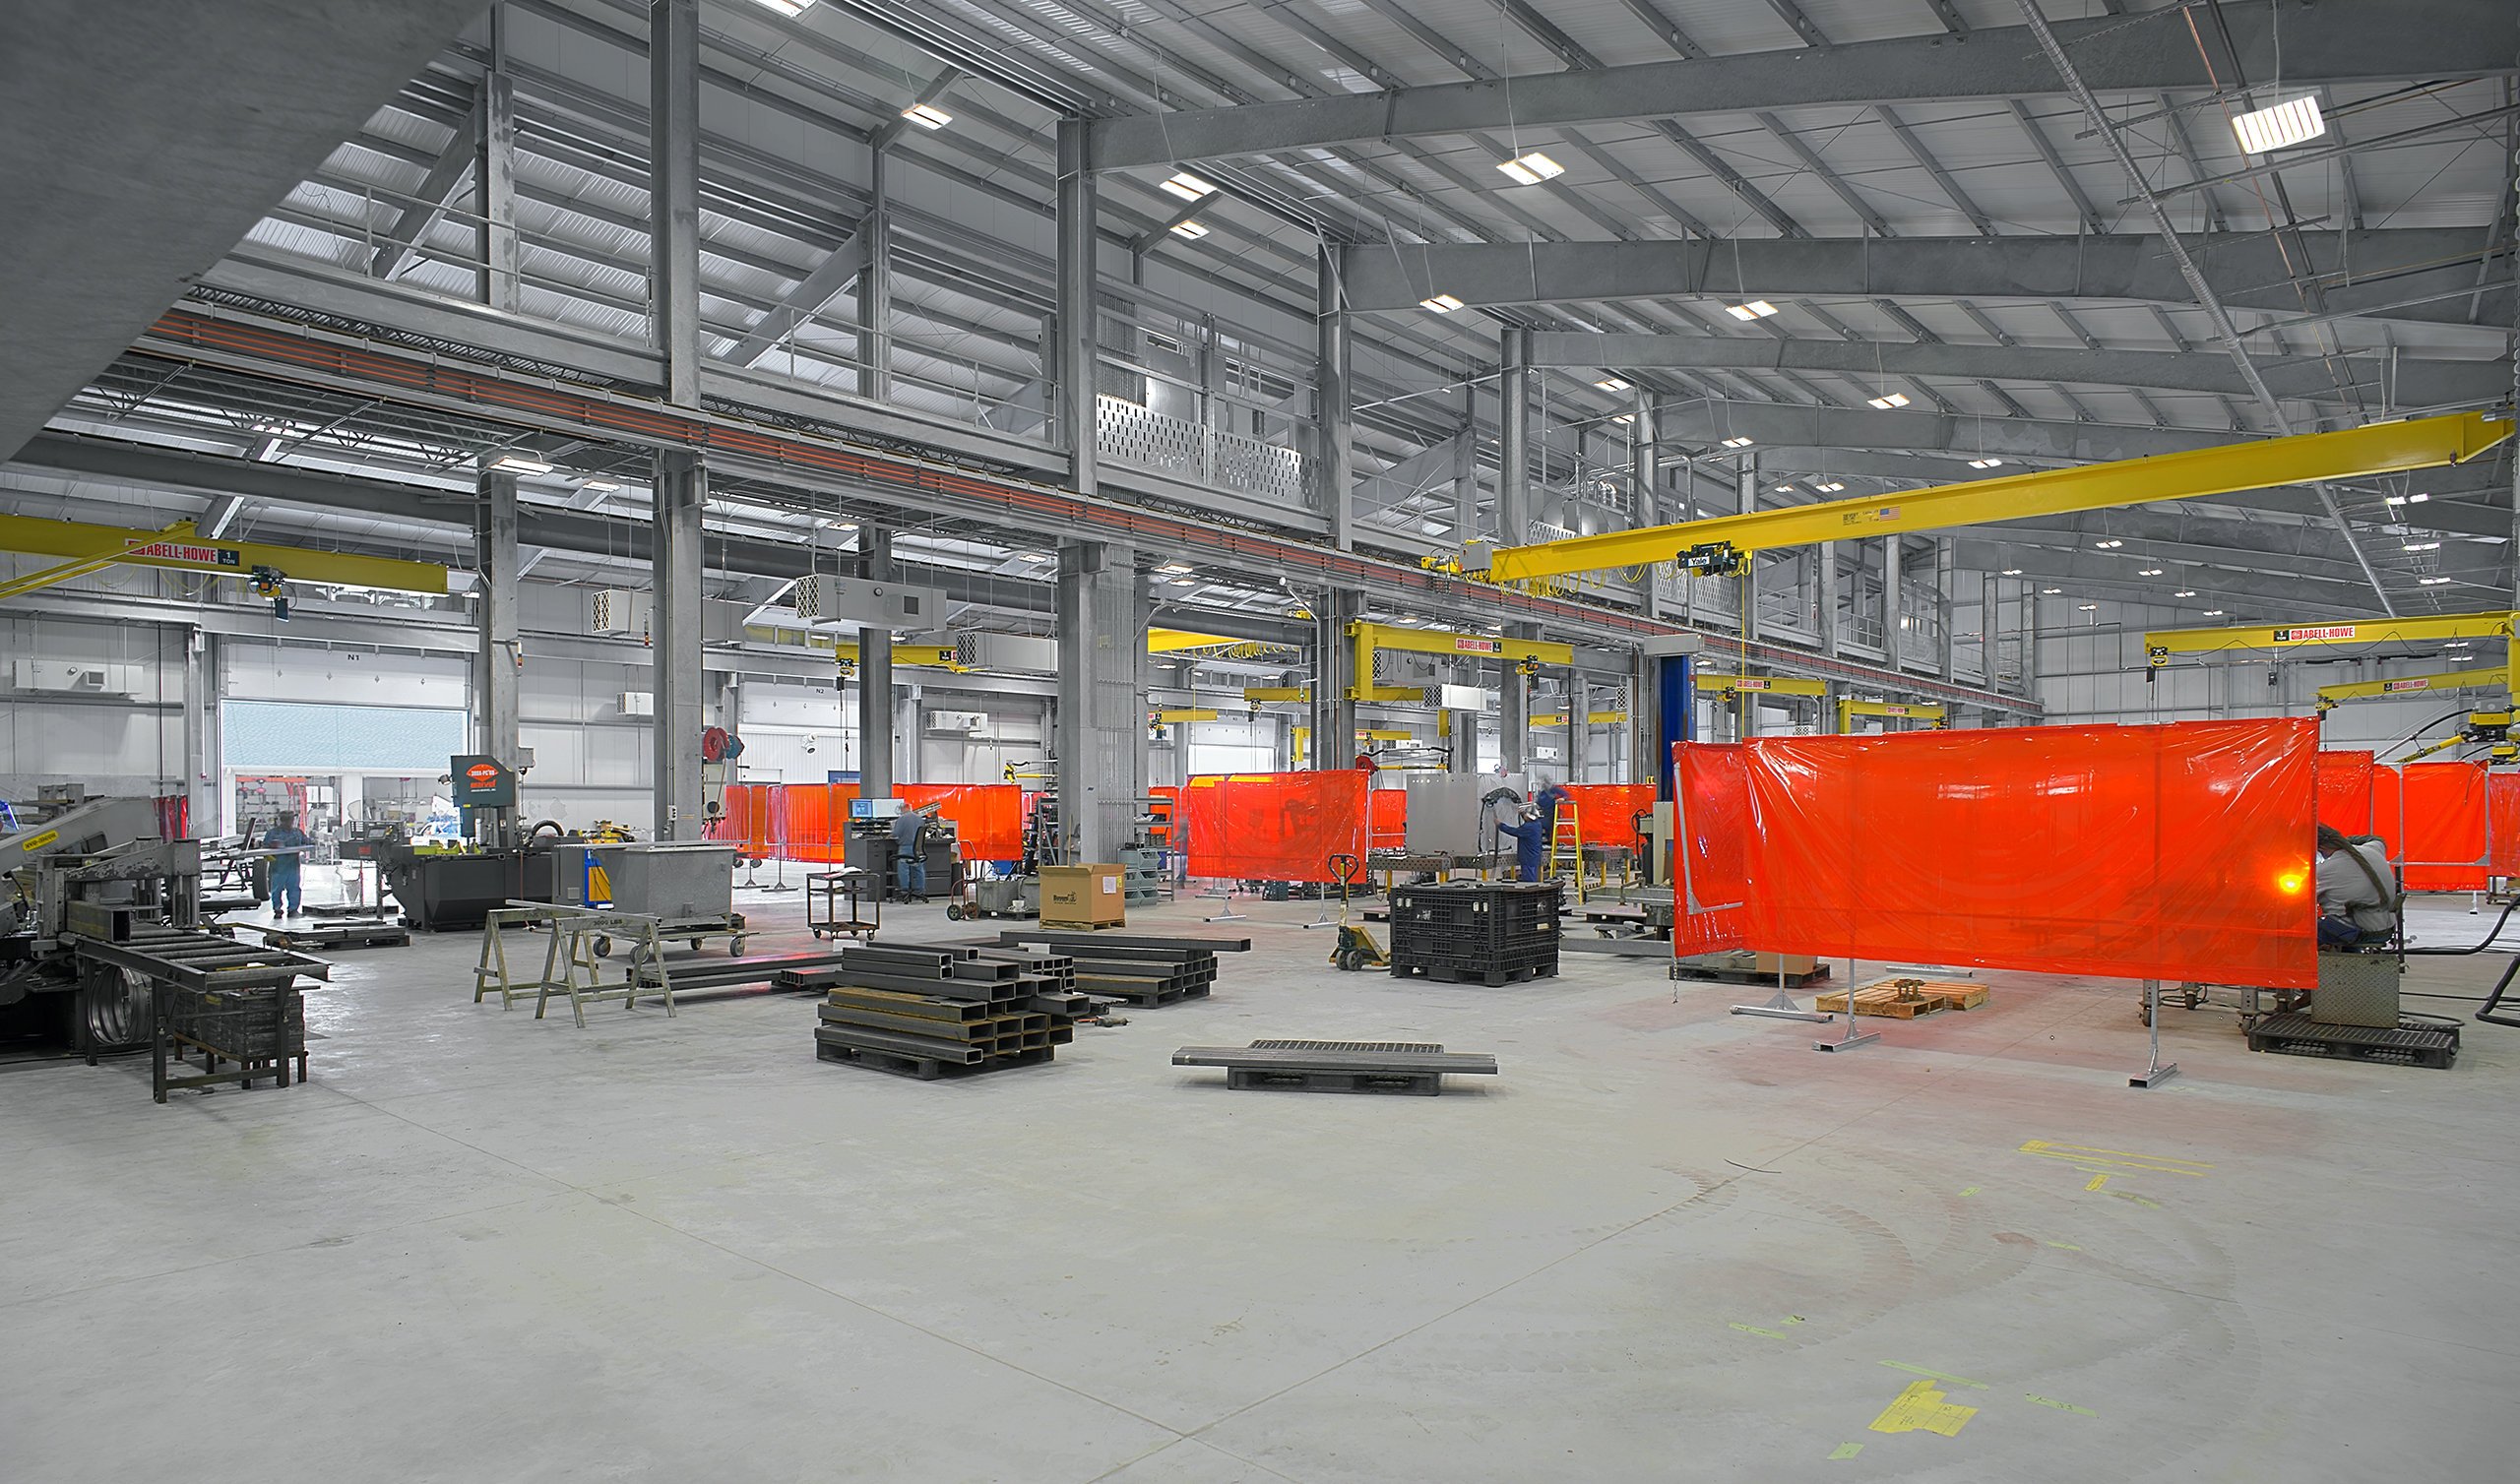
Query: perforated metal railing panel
[{"left": 1249, "top": 1039, "right": 1443, "bottom": 1053}]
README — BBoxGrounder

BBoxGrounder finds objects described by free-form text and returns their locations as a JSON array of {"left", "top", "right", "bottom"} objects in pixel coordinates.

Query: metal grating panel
[{"left": 1250, "top": 1039, "right": 1444, "bottom": 1053}]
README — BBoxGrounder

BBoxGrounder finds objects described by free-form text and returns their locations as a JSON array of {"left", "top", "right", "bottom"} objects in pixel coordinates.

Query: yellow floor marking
[
  {"left": 2046, "top": 1241, "right": 2083, "bottom": 1250},
  {"left": 2025, "top": 1394, "right": 2099, "bottom": 1416},
  {"left": 1879, "top": 1361, "right": 1989, "bottom": 1390},
  {"left": 1869, "top": 1380, "right": 1979, "bottom": 1437},
  {"left": 2085, "top": 1173, "right": 2110, "bottom": 1192},
  {"left": 2110, "top": 1192, "right": 2164, "bottom": 1209},
  {"left": 1959, "top": 1186, "right": 1980, "bottom": 1197},
  {"left": 1828, "top": 1443, "right": 1865, "bottom": 1459},
  {"left": 1730, "top": 1323, "right": 1790, "bottom": 1339},
  {"left": 1785, "top": 1316, "right": 1806, "bottom": 1325},
  {"left": 2020, "top": 1140, "right": 2212, "bottom": 1176}
]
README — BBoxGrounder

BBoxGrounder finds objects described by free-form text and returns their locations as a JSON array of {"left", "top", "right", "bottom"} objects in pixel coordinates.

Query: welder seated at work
[
  {"left": 2313, "top": 822, "right": 2397, "bottom": 951},
  {"left": 1492, "top": 804, "right": 1549, "bottom": 883}
]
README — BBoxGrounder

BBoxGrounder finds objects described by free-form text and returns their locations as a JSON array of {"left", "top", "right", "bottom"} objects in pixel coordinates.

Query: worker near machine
[
  {"left": 1493, "top": 803, "right": 1549, "bottom": 883},
  {"left": 2314, "top": 823, "right": 2397, "bottom": 949},
  {"left": 892, "top": 801, "right": 945, "bottom": 902},
  {"left": 261, "top": 814, "right": 316, "bottom": 918}
]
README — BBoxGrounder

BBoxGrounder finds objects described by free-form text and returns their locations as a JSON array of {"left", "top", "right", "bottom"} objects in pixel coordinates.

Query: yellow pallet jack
[{"left": 1322, "top": 853, "right": 1387, "bottom": 972}]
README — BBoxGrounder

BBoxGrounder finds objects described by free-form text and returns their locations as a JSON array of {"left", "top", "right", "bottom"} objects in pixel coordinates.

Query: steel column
[
  {"left": 1884, "top": 536, "right": 1903, "bottom": 672},
  {"left": 1317, "top": 242, "right": 1352, "bottom": 550},
  {"left": 1313, "top": 588, "right": 1359, "bottom": 771},
  {"left": 651, "top": 448, "right": 704, "bottom": 838},
  {"left": 1498, "top": 328, "right": 1530, "bottom": 546},
  {"left": 1054, "top": 119, "right": 1100, "bottom": 499},
  {"left": 476, "top": 19, "right": 517, "bottom": 315},
  {"left": 475, "top": 466, "right": 521, "bottom": 769},
  {"left": 647, "top": 0, "right": 701, "bottom": 407},
  {"left": 1501, "top": 621, "right": 1534, "bottom": 775},
  {"left": 1055, "top": 541, "right": 1136, "bottom": 862},
  {"left": 858, "top": 526, "right": 893, "bottom": 802},
  {"left": 1630, "top": 391, "right": 1658, "bottom": 528},
  {"left": 860, "top": 146, "right": 892, "bottom": 402}
]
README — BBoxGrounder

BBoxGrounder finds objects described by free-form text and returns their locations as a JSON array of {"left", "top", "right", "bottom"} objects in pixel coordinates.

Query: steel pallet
[
  {"left": 1387, "top": 960, "right": 1558, "bottom": 986},
  {"left": 1172, "top": 1039, "right": 1499, "bottom": 1096}
]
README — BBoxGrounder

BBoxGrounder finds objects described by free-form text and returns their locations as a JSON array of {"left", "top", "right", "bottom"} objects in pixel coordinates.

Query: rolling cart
[{"left": 807, "top": 868, "right": 882, "bottom": 941}]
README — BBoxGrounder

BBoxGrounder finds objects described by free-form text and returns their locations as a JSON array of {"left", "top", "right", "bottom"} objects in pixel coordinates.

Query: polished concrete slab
[{"left": 4, "top": 886, "right": 2514, "bottom": 1481}]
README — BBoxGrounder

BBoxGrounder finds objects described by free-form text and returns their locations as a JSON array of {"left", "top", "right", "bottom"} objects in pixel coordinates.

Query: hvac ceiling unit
[
  {"left": 12, "top": 660, "right": 142, "bottom": 697},
  {"left": 791, "top": 574, "right": 946, "bottom": 628},
  {"left": 953, "top": 633, "right": 1059, "bottom": 672},
  {"left": 926, "top": 711, "right": 988, "bottom": 736},
  {"left": 590, "top": 590, "right": 745, "bottom": 644},
  {"left": 618, "top": 692, "right": 655, "bottom": 717}
]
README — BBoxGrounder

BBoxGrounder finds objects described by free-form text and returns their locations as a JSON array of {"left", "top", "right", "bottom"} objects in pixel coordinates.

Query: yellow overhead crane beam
[
  {"left": 1695, "top": 673, "right": 1828, "bottom": 699},
  {"left": 1837, "top": 699, "right": 1947, "bottom": 733},
  {"left": 1153, "top": 709, "right": 1219, "bottom": 723},
  {"left": 0, "top": 515, "right": 449, "bottom": 602},
  {"left": 2145, "top": 608, "right": 2519, "bottom": 762},
  {"left": 1532, "top": 710, "right": 1628, "bottom": 725},
  {"left": 740, "top": 624, "right": 959, "bottom": 667},
  {"left": 1472, "top": 410, "right": 2512, "bottom": 584},
  {"left": 1242, "top": 685, "right": 1309, "bottom": 703},
  {"left": 1346, "top": 620, "right": 1571, "bottom": 704}
]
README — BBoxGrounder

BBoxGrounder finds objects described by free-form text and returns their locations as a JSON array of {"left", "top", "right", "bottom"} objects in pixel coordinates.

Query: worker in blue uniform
[
  {"left": 891, "top": 802, "right": 944, "bottom": 902},
  {"left": 1493, "top": 803, "right": 1549, "bottom": 883},
  {"left": 261, "top": 814, "right": 316, "bottom": 917}
]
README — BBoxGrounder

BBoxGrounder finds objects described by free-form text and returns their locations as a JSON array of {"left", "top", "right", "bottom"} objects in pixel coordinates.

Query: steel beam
[
  {"left": 1083, "top": 4, "right": 2513, "bottom": 170},
  {"left": 1525, "top": 333, "right": 2510, "bottom": 407},
  {"left": 1055, "top": 119, "right": 1099, "bottom": 499},
  {"left": 1660, "top": 402, "right": 2232, "bottom": 463},
  {"left": 1319, "top": 242, "right": 1352, "bottom": 552},
  {"left": 1339, "top": 229, "right": 2508, "bottom": 322}
]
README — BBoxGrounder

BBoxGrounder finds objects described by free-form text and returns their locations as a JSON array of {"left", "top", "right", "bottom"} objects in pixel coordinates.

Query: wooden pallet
[{"left": 1813, "top": 977, "right": 1987, "bottom": 1019}]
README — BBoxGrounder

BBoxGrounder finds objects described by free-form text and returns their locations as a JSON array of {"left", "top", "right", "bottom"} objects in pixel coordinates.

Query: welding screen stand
[
  {"left": 1813, "top": 958, "right": 1880, "bottom": 1052},
  {"left": 2129, "top": 979, "right": 2180, "bottom": 1087}
]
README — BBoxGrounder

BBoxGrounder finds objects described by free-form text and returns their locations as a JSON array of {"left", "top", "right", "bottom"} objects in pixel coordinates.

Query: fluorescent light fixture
[
  {"left": 1814, "top": 481, "right": 1845, "bottom": 493},
  {"left": 1610, "top": 413, "right": 1634, "bottom": 424},
  {"left": 2233, "top": 95, "right": 2326, "bottom": 155},
  {"left": 1159, "top": 562, "right": 1192, "bottom": 573},
  {"left": 1495, "top": 152, "right": 1564, "bottom": 185},
  {"left": 2095, "top": 539, "right": 2122, "bottom": 549},
  {"left": 1724, "top": 300, "right": 1779, "bottom": 321},
  {"left": 833, "top": 522, "right": 857, "bottom": 531},
  {"left": 2422, "top": 577, "right": 2454, "bottom": 586},
  {"left": 2139, "top": 568, "right": 2165, "bottom": 576},
  {"left": 1968, "top": 458, "right": 2004, "bottom": 469},
  {"left": 2203, "top": 610, "right": 2225, "bottom": 616},
  {"left": 1169, "top": 220, "right": 1209, "bottom": 239},
  {"left": 2174, "top": 590, "right": 2196, "bottom": 597},
  {"left": 2405, "top": 541, "right": 2441, "bottom": 551},
  {"left": 1419, "top": 293, "right": 1463, "bottom": 312},
  {"left": 749, "top": 0, "right": 812, "bottom": 16},
  {"left": 900, "top": 102, "right": 952, "bottom": 130},
  {"left": 1775, "top": 485, "right": 1796, "bottom": 494},
  {"left": 1169, "top": 578, "right": 1196, "bottom": 587},
  {"left": 582, "top": 480, "right": 622, "bottom": 492},
  {"left": 1865, "top": 393, "right": 1911, "bottom": 409},
  {"left": 2042, "top": 587, "right": 2062, "bottom": 594},
  {"left": 492, "top": 455, "right": 553, "bottom": 473},
  {"left": 2001, "top": 569, "right": 2024, "bottom": 576},
  {"left": 1595, "top": 377, "right": 1630, "bottom": 392},
  {"left": 2411, "top": 492, "right": 2429, "bottom": 502},
  {"left": 2447, "top": 641, "right": 2471, "bottom": 649},
  {"left": 1721, "top": 436, "right": 1754, "bottom": 449},
  {"left": 2079, "top": 604, "right": 2099, "bottom": 611},
  {"left": 1162, "top": 171, "right": 1216, "bottom": 201}
]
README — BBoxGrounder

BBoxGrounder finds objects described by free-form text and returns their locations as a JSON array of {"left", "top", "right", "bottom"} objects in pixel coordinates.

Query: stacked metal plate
[{"left": 805, "top": 943, "right": 1083, "bottom": 1081}]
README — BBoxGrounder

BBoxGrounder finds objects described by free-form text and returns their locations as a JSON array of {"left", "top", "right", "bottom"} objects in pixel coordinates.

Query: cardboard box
[
  {"left": 1753, "top": 953, "right": 1817, "bottom": 976},
  {"left": 1040, "top": 864, "right": 1125, "bottom": 928}
]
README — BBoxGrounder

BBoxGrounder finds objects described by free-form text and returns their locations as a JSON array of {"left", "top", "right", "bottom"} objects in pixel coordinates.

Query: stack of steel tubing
[{"left": 803, "top": 942, "right": 1081, "bottom": 1079}]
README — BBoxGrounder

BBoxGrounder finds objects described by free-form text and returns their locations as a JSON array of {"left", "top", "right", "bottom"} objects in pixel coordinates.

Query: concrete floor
[{"left": 5, "top": 881, "right": 2516, "bottom": 1482}]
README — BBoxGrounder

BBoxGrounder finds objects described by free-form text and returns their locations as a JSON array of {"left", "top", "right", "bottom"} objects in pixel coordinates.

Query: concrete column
[
  {"left": 1054, "top": 541, "right": 1138, "bottom": 861},
  {"left": 1936, "top": 537, "right": 1956, "bottom": 682},
  {"left": 1054, "top": 119, "right": 1100, "bottom": 498},
  {"left": 1883, "top": 536, "right": 1904, "bottom": 671},
  {"left": 476, "top": 15, "right": 517, "bottom": 314},
  {"left": 1498, "top": 328, "right": 1530, "bottom": 545},
  {"left": 651, "top": 449, "right": 705, "bottom": 838},
  {"left": 1311, "top": 588, "right": 1358, "bottom": 770},
  {"left": 1629, "top": 392, "right": 1657, "bottom": 528},
  {"left": 1316, "top": 242, "right": 1352, "bottom": 550},
  {"left": 648, "top": 0, "right": 701, "bottom": 406},
  {"left": 1501, "top": 624, "right": 1536, "bottom": 775},
  {"left": 856, "top": 526, "right": 894, "bottom": 802},
  {"left": 474, "top": 467, "right": 521, "bottom": 769},
  {"left": 859, "top": 146, "right": 892, "bottom": 402}
]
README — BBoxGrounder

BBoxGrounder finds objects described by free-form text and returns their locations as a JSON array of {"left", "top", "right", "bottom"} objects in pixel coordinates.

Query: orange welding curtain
[
  {"left": 1559, "top": 783, "right": 1657, "bottom": 848},
  {"left": 2376, "top": 763, "right": 2488, "bottom": 891},
  {"left": 2315, "top": 750, "right": 2375, "bottom": 838},
  {"left": 1731, "top": 720, "right": 2318, "bottom": 989},
  {"left": 897, "top": 783, "right": 1024, "bottom": 861},
  {"left": 1369, "top": 787, "right": 1408, "bottom": 851},
  {"left": 2493, "top": 773, "right": 2520, "bottom": 876},
  {"left": 718, "top": 785, "right": 772, "bottom": 853},
  {"left": 1182, "top": 772, "right": 1368, "bottom": 882},
  {"left": 1670, "top": 743, "right": 1752, "bottom": 956}
]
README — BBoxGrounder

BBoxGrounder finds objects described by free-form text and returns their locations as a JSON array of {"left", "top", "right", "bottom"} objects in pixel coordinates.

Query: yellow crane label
[
  {"left": 2384, "top": 678, "right": 2432, "bottom": 693},
  {"left": 2273, "top": 625, "right": 2356, "bottom": 642}
]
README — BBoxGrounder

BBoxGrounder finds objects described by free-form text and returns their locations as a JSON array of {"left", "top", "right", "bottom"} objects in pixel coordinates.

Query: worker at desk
[
  {"left": 2314, "top": 823, "right": 2397, "bottom": 949},
  {"left": 261, "top": 814, "right": 316, "bottom": 918},
  {"left": 892, "top": 801, "right": 945, "bottom": 902}
]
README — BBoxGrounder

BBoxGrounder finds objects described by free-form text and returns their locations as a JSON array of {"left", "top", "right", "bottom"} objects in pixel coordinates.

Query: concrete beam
[
  {"left": 1341, "top": 229, "right": 2510, "bottom": 326},
  {"left": 1085, "top": 4, "right": 2514, "bottom": 170},
  {"left": 0, "top": 0, "right": 489, "bottom": 460},
  {"left": 1528, "top": 334, "right": 2510, "bottom": 408}
]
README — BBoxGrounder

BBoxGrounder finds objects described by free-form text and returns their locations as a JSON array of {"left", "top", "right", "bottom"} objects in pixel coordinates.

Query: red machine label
[
  {"left": 466, "top": 763, "right": 501, "bottom": 785},
  {"left": 2273, "top": 625, "right": 2356, "bottom": 643},
  {"left": 2384, "top": 678, "right": 2432, "bottom": 693},
  {"left": 1452, "top": 637, "right": 1501, "bottom": 653},
  {"left": 124, "top": 538, "right": 239, "bottom": 566}
]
